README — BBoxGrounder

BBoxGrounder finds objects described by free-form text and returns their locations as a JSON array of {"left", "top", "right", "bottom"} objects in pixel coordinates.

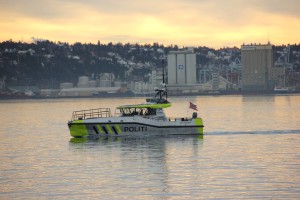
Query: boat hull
[{"left": 68, "top": 117, "right": 204, "bottom": 137}]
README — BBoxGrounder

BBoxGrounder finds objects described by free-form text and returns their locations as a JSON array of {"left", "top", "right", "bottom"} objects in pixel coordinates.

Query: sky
[{"left": 0, "top": 0, "right": 299, "bottom": 48}]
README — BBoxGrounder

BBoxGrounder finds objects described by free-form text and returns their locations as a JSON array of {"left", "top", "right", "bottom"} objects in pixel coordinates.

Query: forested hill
[{"left": 0, "top": 40, "right": 299, "bottom": 88}]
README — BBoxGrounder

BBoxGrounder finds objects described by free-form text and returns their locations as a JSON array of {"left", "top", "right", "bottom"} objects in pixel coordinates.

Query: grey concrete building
[
  {"left": 241, "top": 44, "right": 274, "bottom": 91},
  {"left": 167, "top": 48, "right": 196, "bottom": 85}
]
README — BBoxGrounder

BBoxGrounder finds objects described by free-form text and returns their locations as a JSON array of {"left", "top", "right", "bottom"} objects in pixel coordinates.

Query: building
[
  {"left": 167, "top": 48, "right": 196, "bottom": 85},
  {"left": 241, "top": 43, "right": 274, "bottom": 91},
  {"left": 270, "top": 65, "right": 285, "bottom": 87},
  {"left": 150, "top": 68, "right": 163, "bottom": 87}
]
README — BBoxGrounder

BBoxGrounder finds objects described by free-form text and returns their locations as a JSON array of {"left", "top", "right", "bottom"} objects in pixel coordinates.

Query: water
[{"left": 0, "top": 95, "right": 300, "bottom": 199}]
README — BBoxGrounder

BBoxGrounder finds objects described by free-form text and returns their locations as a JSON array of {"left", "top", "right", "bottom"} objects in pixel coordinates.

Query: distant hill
[{"left": 0, "top": 40, "right": 299, "bottom": 89}]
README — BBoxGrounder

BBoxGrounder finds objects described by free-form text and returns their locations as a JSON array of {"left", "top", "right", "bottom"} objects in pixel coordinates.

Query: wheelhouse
[{"left": 117, "top": 107, "right": 157, "bottom": 117}]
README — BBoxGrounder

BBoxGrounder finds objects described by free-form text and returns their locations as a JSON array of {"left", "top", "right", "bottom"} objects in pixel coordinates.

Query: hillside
[{"left": 0, "top": 40, "right": 299, "bottom": 89}]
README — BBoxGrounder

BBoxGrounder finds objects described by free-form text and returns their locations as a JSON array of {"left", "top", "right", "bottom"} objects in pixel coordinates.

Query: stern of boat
[{"left": 192, "top": 111, "right": 204, "bottom": 134}]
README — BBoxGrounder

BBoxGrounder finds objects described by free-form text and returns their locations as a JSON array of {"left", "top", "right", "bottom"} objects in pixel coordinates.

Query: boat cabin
[
  {"left": 116, "top": 102, "right": 171, "bottom": 120},
  {"left": 118, "top": 107, "right": 157, "bottom": 117}
]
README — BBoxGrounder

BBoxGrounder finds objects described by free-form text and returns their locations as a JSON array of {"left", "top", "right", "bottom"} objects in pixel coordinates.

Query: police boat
[{"left": 67, "top": 66, "right": 204, "bottom": 138}]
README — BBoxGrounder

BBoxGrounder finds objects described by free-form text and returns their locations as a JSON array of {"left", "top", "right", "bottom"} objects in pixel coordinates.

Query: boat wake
[{"left": 206, "top": 129, "right": 300, "bottom": 135}]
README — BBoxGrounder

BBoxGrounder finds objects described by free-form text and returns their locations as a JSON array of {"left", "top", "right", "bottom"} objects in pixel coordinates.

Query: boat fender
[{"left": 192, "top": 112, "right": 197, "bottom": 119}]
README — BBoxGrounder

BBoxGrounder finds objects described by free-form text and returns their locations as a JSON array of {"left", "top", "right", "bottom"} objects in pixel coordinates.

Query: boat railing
[
  {"left": 71, "top": 108, "right": 111, "bottom": 120},
  {"left": 114, "top": 109, "right": 122, "bottom": 117},
  {"left": 168, "top": 117, "right": 192, "bottom": 122}
]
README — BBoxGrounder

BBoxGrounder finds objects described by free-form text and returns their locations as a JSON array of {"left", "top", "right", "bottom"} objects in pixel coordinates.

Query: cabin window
[
  {"left": 120, "top": 108, "right": 132, "bottom": 116},
  {"left": 146, "top": 108, "right": 156, "bottom": 115},
  {"left": 119, "top": 107, "right": 156, "bottom": 116}
]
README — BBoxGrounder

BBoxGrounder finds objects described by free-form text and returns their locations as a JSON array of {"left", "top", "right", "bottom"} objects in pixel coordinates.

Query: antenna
[
  {"left": 161, "top": 58, "right": 168, "bottom": 100},
  {"left": 154, "top": 57, "right": 168, "bottom": 103},
  {"left": 162, "top": 59, "right": 165, "bottom": 84}
]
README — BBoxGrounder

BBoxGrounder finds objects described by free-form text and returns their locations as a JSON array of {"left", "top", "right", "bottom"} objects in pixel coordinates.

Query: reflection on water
[
  {"left": 1, "top": 95, "right": 300, "bottom": 199},
  {"left": 69, "top": 134, "right": 204, "bottom": 144},
  {"left": 69, "top": 136, "right": 203, "bottom": 198},
  {"left": 66, "top": 133, "right": 300, "bottom": 199},
  {"left": 67, "top": 135, "right": 205, "bottom": 199}
]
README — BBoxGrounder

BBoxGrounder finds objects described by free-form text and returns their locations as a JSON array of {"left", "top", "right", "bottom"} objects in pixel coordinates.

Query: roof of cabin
[{"left": 117, "top": 103, "right": 171, "bottom": 109}]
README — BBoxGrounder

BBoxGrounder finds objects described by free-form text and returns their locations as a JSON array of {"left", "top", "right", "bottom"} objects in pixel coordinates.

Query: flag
[{"left": 189, "top": 102, "right": 198, "bottom": 111}]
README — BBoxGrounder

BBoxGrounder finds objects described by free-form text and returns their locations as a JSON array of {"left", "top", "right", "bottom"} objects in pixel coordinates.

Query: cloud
[
  {"left": 0, "top": 0, "right": 299, "bottom": 47},
  {"left": 0, "top": 0, "right": 68, "bottom": 19},
  {"left": 2, "top": 0, "right": 299, "bottom": 23},
  {"left": 252, "top": 0, "right": 300, "bottom": 17}
]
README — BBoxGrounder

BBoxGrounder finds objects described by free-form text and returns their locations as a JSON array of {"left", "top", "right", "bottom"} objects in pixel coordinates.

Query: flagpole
[{"left": 186, "top": 102, "right": 189, "bottom": 118}]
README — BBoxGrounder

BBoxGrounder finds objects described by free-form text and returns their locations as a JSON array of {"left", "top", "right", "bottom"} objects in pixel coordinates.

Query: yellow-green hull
[{"left": 68, "top": 117, "right": 204, "bottom": 138}]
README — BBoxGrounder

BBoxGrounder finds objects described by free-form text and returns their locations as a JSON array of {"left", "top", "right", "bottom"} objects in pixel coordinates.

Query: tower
[
  {"left": 241, "top": 44, "right": 274, "bottom": 91},
  {"left": 167, "top": 48, "right": 196, "bottom": 85}
]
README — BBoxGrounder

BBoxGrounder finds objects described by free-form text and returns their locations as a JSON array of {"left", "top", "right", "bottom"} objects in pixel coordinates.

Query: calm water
[{"left": 0, "top": 95, "right": 300, "bottom": 199}]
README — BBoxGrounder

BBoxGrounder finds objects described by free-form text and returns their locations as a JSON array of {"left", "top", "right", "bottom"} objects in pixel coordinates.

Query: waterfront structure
[
  {"left": 241, "top": 43, "right": 274, "bottom": 91},
  {"left": 270, "top": 66, "right": 285, "bottom": 87},
  {"left": 150, "top": 68, "right": 163, "bottom": 88},
  {"left": 167, "top": 48, "right": 196, "bottom": 85}
]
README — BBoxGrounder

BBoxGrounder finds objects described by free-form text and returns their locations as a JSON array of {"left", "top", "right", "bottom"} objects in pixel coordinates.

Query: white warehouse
[{"left": 167, "top": 48, "right": 196, "bottom": 85}]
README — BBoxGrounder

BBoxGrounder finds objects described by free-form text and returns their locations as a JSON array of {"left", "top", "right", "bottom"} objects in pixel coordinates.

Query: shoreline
[{"left": 1, "top": 90, "right": 300, "bottom": 100}]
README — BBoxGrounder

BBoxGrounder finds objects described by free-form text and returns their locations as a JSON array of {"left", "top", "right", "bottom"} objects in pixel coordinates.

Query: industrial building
[
  {"left": 166, "top": 48, "right": 199, "bottom": 94},
  {"left": 165, "top": 47, "right": 238, "bottom": 94},
  {"left": 241, "top": 44, "right": 274, "bottom": 91},
  {"left": 241, "top": 43, "right": 286, "bottom": 92},
  {"left": 241, "top": 43, "right": 275, "bottom": 91},
  {"left": 167, "top": 48, "right": 196, "bottom": 85},
  {"left": 39, "top": 74, "right": 127, "bottom": 97}
]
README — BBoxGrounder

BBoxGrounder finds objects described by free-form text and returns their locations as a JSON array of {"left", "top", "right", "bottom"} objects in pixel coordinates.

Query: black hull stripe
[
  {"left": 71, "top": 122, "right": 204, "bottom": 128},
  {"left": 93, "top": 126, "right": 99, "bottom": 134},
  {"left": 112, "top": 126, "right": 118, "bottom": 135},
  {"left": 102, "top": 126, "right": 108, "bottom": 134}
]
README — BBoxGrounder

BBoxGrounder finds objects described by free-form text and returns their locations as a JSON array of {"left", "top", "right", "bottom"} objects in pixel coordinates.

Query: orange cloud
[{"left": 0, "top": 0, "right": 299, "bottom": 48}]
